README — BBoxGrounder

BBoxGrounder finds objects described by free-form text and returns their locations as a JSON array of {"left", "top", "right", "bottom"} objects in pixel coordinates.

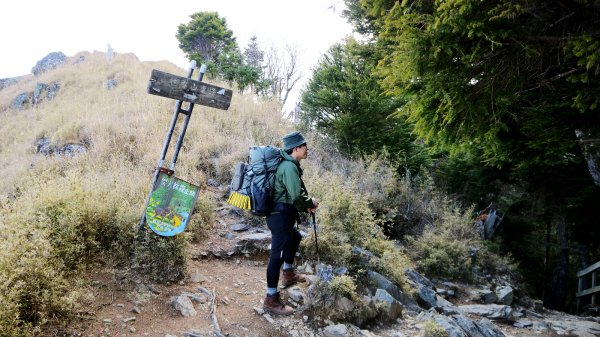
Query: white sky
[{"left": 0, "top": 0, "right": 352, "bottom": 110}]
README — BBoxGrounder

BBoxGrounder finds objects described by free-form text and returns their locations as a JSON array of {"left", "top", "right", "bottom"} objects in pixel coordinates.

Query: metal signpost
[{"left": 139, "top": 61, "right": 233, "bottom": 235}]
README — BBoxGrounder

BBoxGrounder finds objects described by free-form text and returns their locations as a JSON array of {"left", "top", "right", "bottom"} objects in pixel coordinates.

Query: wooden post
[
  {"left": 578, "top": 273, "right": 583, "bottom": 314},
  {"left": 169, "top": 64, "right": 207, "bottom": 169},
  {"left": 592, "top": 270, "right": 597, "bottom": 306},
  {"left": 138, "top": 63, "right": 233, "bottom": 232},
  {"left": 576, "top": 260, "right": 600, "bottom": 314}
]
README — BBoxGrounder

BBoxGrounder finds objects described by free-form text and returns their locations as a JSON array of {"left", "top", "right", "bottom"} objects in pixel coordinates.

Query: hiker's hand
[{"left": 308, "top": 198, "right": 320, "bottom": 212}]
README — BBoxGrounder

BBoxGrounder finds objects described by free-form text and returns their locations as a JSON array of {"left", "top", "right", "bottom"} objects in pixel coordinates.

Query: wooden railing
[{"left": 577, "top": 261, "right": 600, "bottom": 314}]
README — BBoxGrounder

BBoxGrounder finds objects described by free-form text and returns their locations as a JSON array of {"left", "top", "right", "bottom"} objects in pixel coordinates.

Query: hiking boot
[
  {"left": 263, "top": 292, "right": 294, "bottom": 316},
  {"left": 281, "top": 268, "right": 307, "bottom": 287}
]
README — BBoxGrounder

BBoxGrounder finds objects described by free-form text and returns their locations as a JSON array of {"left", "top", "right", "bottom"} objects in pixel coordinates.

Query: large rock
[
  {"left": 546, "top": 318, "right": 600, "bottom": 337},
  {"left": 316, "top": 263, "right": 348, "bottom": 283},
  {"left": 286, "top": 286, "right": 305, "bottom": 303},
  {"left": 35, "top": 137, "right": 87, "bottom": 157},
  {"left": 46, "top": 82, "right": 61, "bottom": 101},
  {"left": 437, "top": 295, "right": 462, "bottom": 315},
  {"left": 417, "top": 285, "right": 438, "bottom": 309},
  {"left": 452, "top": 314, "right": 486, "bottom": 337},
  {"left": 12, "top": 92, "right": 30, "bottom": 110},
  {"left": 404, "top": 268, "right": 434, "bottom": 288},
  {"left": 235, "top": 232, "right": 271, "bottom": 254},
  {"left": 323, "top": 323, "right": 349, "bottom": 337},
  {"left": 106, "top": 78, "right": 118, "bottom": 90},
  {"left": 477, "top": 318, "right": 508, "bottom": 337},
  {"left": 33, "top": 83, "right": 47, "bottom": 105},
  {"left": 169, "top": 295, "right": 196, "bottom": 317},
  {"left": 452, "top": 314, "right": 506, "bottom": 337},
  {"left": 367, "top": 270, "right": 419, "bottom": 311},
  {"left": 474, "top": 289, "right": 498, "bottom": 304},
  {"left": 32, "top": 52, "right": 67, "bottom": 76},
  {"left": 0, "top": 77, "right": 18, "bottom": 91},
  {"left": 495, "top": 286, "right": 513, "bottom": 305},
  {"left": 458, "top": 304, "right": 514, "bottom": 321},
  {"left": 351, "top": 246, "right": 380, "bottom": 266},
  {"left": 12, "top": 81, "right": 61, "bottom": 110},
  {"left": 373, "top": 289, "right": 403, "bottom": 321},
  {"left": 420, "top": 312, "right": 506, "bottom": 337},
  {"left": 434, "top": 315, "right": 469, "bottom": 337}
]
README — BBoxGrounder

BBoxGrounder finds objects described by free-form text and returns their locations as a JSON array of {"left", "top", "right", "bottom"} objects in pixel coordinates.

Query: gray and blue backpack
[{"left": 227, "top": 145, "right": 282, "bottom": 216}]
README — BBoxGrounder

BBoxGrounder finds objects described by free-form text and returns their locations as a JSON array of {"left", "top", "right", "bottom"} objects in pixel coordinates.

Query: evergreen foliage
[
  {"left": 176, "top": 15, "right": 278, "bottom": 101},
  {"left": 341, "top": 0, "right": 600, "bottom": 310},
  {"left": 243, "top": 35, "right": 264, "bottom": 69},
  {"left": 176, "top": 12, "right": 239, "bottom": 79},
  {"left": 300, "top": 38, "right": 429, "bottom": 174}
]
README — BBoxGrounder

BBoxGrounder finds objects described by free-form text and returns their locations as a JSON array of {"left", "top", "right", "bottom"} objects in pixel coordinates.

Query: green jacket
[{"left": 272, "top": 150, "right": 313, "bottom": 212}]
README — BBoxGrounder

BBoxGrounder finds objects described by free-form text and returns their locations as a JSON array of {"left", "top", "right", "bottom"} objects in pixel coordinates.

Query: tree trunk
[
  {"left": 544, "top": 207, "right": 569, "bottom": 310},
  {"left": 575, "top": 129, "right": 600, "bottom": 187}
]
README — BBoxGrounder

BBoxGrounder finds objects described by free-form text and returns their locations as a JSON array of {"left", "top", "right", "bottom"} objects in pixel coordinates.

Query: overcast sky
[{"left": 0, "top": 0, "right": 353, "bottom": 110}]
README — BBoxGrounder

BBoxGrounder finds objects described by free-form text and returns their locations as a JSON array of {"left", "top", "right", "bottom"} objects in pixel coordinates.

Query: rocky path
[{"left": 70, "top": 195, "right": 600, "bottom": 337}]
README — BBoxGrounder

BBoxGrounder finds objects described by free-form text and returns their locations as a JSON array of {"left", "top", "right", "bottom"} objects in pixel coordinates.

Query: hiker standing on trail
[{"left": 263, "top": 131, "right": 319, "bottom": 316}]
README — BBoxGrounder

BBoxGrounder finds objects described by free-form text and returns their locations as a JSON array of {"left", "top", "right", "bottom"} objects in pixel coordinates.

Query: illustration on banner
[{"left": 146, "top": 172, "right": 199, "bottom": 236}]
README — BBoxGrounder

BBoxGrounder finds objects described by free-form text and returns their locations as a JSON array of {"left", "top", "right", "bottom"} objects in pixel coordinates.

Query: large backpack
[{"left": 227, "top": 145, "right": 282, "bottom": 216}]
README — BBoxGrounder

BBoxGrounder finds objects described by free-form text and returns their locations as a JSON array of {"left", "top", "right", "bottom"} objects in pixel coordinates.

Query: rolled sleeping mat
[{"left": 227, "top": 190, "right": 251, "bottom": 210}]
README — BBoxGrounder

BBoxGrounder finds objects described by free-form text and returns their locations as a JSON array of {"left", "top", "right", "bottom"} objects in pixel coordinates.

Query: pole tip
[
  {"left": 189, "top": 60, "right": 197, "bottom": 69},
  {"left": 199, "top": 64, "right": 207, "bottom": 73}
]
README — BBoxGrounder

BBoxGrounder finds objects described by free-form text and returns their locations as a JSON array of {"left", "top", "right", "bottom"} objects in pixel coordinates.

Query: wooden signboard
[{"left": 147, "top": 69, "right": 233, "bottom": 110}]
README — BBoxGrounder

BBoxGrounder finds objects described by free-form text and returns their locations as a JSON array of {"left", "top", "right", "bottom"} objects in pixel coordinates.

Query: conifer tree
[
  {"left": 343, "top": 0, "right": 600, "bottom": 310},
  {"left": 176, "top": 11, "right": 240, "bottom": 79}
]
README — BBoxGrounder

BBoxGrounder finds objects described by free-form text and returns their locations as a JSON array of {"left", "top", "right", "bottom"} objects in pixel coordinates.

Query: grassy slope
[{"left": 0, "top": 51, "right": 291, "bottom": 335}]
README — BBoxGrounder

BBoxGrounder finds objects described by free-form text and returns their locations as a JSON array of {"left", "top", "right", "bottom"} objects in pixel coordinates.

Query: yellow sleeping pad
[{"left": 227, "top": 190, "right": 251, "bottom": 210}]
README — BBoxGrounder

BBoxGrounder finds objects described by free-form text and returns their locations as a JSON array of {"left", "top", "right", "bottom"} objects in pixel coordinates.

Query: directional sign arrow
[{"left": 147, "top": 69, "right": 233, "bottom": 110}]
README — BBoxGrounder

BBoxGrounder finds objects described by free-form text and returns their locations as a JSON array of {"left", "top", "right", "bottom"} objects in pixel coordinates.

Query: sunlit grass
[{"left": 0, "top": 51, "right": 290, "bottom": 335}]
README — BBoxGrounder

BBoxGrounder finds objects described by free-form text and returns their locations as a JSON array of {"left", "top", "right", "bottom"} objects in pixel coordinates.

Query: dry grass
[{"left": 0, "top": 50, "right": 291, "bottom": 335}]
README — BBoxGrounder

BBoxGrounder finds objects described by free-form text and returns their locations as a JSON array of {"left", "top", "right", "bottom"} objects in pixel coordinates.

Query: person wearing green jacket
[{"left": 262, "top": 131, "right": 319, "bottom": 316}]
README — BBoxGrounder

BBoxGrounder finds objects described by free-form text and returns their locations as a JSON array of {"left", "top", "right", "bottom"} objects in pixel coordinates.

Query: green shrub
[
  {"left": 404, "top": 204, "right": 516, "bottom": 281},
  {"left": 0, "top": 231, "right": 80, "bottom": 336},
  {"left": 328, "top": 275, "right": 358, "bottom": 299},
  {"left": 303, "top": 173, "right": 381, "bottom": 264},
  {"left": 132, "top": 231, "right": 188, "bottom": 283},
  {"left": 304, "top": 277, "right": 378, "bottom": 327},
  {"left": 375, "top": 243, "right": 413, "bottom": 291},
  {"left": 187, "top": 193, "right": 215, "bottom": 242},
  {"left": 423, "top": 320, "right": 449, "bottom": 337},
  {"left": 408, "top": 233, "right": 472, "bottom": 280},
  {"left": 301, "top": 152, "right": 416, "bottom": 291}
]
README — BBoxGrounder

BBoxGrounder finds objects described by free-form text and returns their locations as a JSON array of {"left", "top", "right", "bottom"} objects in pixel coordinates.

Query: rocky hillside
[
  {"left": 66, "top": 184, "right": 600, "bottom": 337},
  {"left": 0, "top": 52, "right": 599, "bottom": 337}
]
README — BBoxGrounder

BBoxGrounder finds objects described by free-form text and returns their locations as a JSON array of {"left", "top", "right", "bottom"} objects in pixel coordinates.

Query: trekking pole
[{"left": 311, "top": 211, "right": 320, "bottom": 264}]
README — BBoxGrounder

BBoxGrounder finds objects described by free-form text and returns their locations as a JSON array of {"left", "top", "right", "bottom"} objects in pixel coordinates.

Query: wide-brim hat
[{"left": 283, "top": 131, "right": 306, "bottom": 151}]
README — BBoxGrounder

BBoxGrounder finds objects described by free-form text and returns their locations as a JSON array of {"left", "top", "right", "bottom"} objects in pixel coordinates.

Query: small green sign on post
[{"left": 145, "top": 170, "right": 200, "bottom": 236}]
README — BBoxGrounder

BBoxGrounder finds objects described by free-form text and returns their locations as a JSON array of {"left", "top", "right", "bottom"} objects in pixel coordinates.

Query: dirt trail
[
  {"left": 75, "top": 190, "right": 308, "bottom": 337},
  {"left": 77, "top": 257, "right": 293, "bottom": 337}
]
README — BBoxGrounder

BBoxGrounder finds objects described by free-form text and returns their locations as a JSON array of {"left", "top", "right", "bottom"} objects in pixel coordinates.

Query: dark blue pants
[{"left": 266, "top": 208, "right": 302, "bottom": 288}]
